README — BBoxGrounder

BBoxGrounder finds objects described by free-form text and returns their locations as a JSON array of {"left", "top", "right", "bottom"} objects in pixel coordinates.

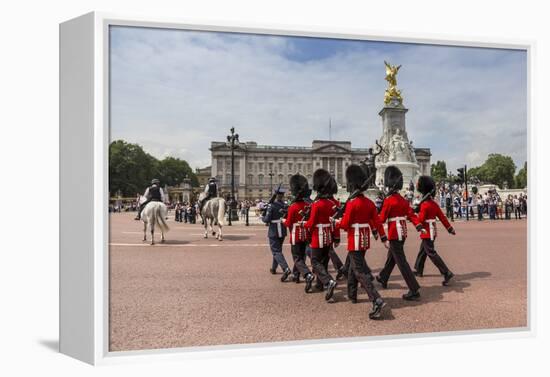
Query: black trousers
[
  {"left": 446, "top": 205, "right": 453, "bottom": 220},
  {"left": 343, "top": 253, "right": 371, "bottom": 278},
  {"left": 414, "top": 239, "right": 450, "bottom": 276},
  {"left": 379, "top": 240, "right": 420, "bottom": 292},
  {"left": 311, "top": 246, "right": 334, "bottom": 286},
  {"left": 347, "top": 250, "right": 380, "bottom": 302},
  {"left": 329, "top": 247, "right": 344, "bottom": 271},
  {"left": 291, "top": 242, "right": 311, "bottom": 277}
]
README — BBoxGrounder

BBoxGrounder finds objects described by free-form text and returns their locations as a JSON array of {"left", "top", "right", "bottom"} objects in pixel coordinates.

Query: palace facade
[{"left": 202, "top": 140, "right": 431, "bottom": 200}]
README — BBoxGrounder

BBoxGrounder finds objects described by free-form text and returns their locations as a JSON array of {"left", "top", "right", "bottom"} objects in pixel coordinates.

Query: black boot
[
  {"left": 414, "top": 270, "right": 423, "bottom": 277},
  {"left": 305, "top": 273, "right": 314, "bottom": 293},
  {"left": 442, "top": 271, "right": 454, "bottom": 286},
  {"left": 325, "top": 280, "right": 337, "bottom": 301},
  {"left": 281, "top": 268, "right": 292, "bottom": 282},
  {"left": 376, "top": 275, "right": 388, "bottom": 289},
  {"left": 269, "top": 267, "right": 277, "bottom": 275},
  {"left": 336, "top": 267, "right": 345, "bottom": 280},
  {"left": 369, "top": 298, "right": 387, "bottom": 319},
  {"left": 349, "top": 296, "right": 357, "bottom": 304},
  {"left": 402, "top": 290, "right": 420, "bottom": 301}
]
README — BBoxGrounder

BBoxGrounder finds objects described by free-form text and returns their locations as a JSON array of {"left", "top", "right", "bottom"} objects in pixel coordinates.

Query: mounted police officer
[
  {"left": 262, "top": 186, "right": 292, "bottom": 282},
  {"left": 135, "top": 178, "right": 166, "bottom": 220},
  {"left": 200, "top": 177, "right": 219, "bottom": 211}
]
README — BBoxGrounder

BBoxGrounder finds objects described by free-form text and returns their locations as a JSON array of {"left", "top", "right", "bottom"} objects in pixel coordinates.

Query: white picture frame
[{"left": 59, "top": 11, "right": 534, "bottom": 365}]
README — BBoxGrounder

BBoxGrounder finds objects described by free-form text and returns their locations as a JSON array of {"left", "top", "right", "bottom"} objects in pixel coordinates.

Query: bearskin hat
[
  {"left": 289, "top": 174, "right": 309, "bottom": 198},
  {"left": 313, "top": 168, "right": 332, "bottom": 194},
  {"left": 416, "top": 175, "right": 435, "bottom": 196},
  {"left": 384, "top": 166, "right": 403, "bottom": 190},
  {"left": 327, "top": 175, "right": 338, "bottom": 195},
  {"left": 346, "top": 164, "right": 367, "bottom": 192}
]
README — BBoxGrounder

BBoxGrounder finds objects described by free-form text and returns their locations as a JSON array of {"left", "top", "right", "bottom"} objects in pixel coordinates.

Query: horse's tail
[
  {"left": 217, "top": 199, "right": 226, "bottom": 226},
  {"left": 157, "top": 204, "right": 170, "bottom": 233}
]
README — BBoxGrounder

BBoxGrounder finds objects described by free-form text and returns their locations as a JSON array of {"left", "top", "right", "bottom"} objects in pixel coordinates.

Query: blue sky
[{"left": 109, "top": 26, "right": 527, "bottom": 172}]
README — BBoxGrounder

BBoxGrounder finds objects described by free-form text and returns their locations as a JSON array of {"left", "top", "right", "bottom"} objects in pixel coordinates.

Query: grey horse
[{"left": 198, "top": 193, "right": 226, "bottom": 241}]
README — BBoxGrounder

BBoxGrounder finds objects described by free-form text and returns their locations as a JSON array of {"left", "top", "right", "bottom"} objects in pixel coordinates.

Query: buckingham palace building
[{"left": 203, "top": 139, "right": 431, "bottom": 200}]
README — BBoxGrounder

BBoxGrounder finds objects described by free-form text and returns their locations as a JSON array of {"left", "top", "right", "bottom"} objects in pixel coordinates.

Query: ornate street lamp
[
  {"left": 268, "top": 170, "right": 274, "bottom": 193},
  {"left": 226, "top": 127, "right": 239, "bottom": 224}
]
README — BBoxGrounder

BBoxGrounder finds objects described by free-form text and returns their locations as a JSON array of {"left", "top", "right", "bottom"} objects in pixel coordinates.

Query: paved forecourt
[{"left": 109, "top": 211, "right": 527, "bottom": 352}]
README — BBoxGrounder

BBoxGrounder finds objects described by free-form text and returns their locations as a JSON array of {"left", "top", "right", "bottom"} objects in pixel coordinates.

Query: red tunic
[
  {"left": 304, "top": 198, "right": 336, "bottom": 248},
  {"left": 378, "top": 193, "right": 422, "bottom": 241},
  {"left": 417, "top": 198, "right": 453, "bottom": 240},
  {"left": 327, "top": 197, "right": 342, "bottom": 242},
  {"left": 283, "top": 200, "right": 309, "bottom": 245},
  {"left": 337, "top": 194, "right": 386, "bottom": 251}
]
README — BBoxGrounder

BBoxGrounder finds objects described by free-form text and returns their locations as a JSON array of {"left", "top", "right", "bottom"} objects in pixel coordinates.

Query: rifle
[
  {"left": 413, "top": 190, "right": 436, "bottom": 213},
  {"left": 331, "top": 171, "right": 376, "bottom": 221},
  {"left": 261, "top": 182, "right": 283, "bottom": 217}
]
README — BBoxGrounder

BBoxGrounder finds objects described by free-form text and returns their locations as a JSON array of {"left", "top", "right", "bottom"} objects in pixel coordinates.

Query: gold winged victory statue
[{"left": 384, "top": 61, "right": 403, "bottom": 105}]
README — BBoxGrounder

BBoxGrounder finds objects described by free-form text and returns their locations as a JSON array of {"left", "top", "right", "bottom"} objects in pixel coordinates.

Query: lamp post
[
  {"left": 227, "top": 127, "right": 239, "bottom": 225},
  {"left": 268, "top": 171, "right": 274, "bottom": 193}
]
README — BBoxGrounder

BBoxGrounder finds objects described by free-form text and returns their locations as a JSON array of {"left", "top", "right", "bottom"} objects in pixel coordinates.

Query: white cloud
[{"left": 109, "top": 26, "right": 527, "bottom": 173}]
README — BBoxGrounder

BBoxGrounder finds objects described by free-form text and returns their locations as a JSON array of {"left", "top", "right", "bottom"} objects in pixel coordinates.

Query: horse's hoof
[
  {"left": 151, "top": 242, "right": 155, "bottom": 246},
  {"left": 161, "top": 239, "right": 165, "bottom": 243},
  {"left": 218, "top": 237, "right": 223, "bottom": 242},
  {"left": 212, "top": 232, "right": 216, "bottom": 236}
]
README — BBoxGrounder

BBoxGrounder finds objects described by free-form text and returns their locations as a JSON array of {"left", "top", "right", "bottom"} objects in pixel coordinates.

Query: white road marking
[
  {"left": 121, "top": 231, "right": 257, "bottom": 236},
  {"left": 110, "top": 242, "right": 350, "bottom": 247}
]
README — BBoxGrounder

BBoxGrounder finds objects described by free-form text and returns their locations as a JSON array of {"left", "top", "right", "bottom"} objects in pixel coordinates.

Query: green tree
[
  {"left": 109, "top": 140, "right": 199, "bottom": 197},
  {"left": 157, "top": 157, "right": 199, "bottom": 187},
  {"left": 467, "top": 166, "right": 483, "bottom": 183},
  {"left": 515, "top": 161, "right": 527, "bottom": 188},
  {"left": 430, "top": 160, "right": 447, "bottom": 181},
  {"left": 468, "top": 154, "right": 516, "bottom": 189},
  {"left": 109, "top": 140, "right": 157, "bottom": 197}
]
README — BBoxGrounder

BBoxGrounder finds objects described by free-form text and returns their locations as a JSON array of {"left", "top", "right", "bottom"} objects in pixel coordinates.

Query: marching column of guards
[{"left": 262, "top": 164, "right": 457, "bottom": 320}]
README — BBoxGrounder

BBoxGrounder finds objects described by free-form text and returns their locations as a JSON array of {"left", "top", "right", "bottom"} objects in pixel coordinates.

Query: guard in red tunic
[
  {"left": 304, "top": 169, "right": 338, "bottom": 301},
  {"left": 413, "top": 176, "right": 456, "bottom": 286},
  {"left": 376, "top": 166, "right": 426, "bottom": 301},
  {"left": 284, "top": 174, "right": 315, "bottom": 292},
  {"left": 335, "top": 164, "right": 388, "bottom": 319},
  {"left": 326, "top": 176, "right": 346, "bottom": 280}
]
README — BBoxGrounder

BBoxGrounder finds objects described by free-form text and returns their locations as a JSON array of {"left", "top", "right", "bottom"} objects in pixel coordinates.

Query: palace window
[{"left": 258, "top": 174, "right": 264, "bottom": 185}]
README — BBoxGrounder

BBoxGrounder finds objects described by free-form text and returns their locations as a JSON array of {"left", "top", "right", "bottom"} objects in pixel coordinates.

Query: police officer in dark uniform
[
  {"left": 200, "top": 177, "right": 218, "bottom": 210},
  {"left": 135, "top": 178, "right": 165, "bottom": 220},
  {"left": 262, "top": 187, "right": 292, "bottom": 282}
]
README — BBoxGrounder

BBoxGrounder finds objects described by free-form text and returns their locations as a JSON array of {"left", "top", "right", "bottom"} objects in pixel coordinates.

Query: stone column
[{"left": 376, "top": 103, "right": 420, "bottom": 188}]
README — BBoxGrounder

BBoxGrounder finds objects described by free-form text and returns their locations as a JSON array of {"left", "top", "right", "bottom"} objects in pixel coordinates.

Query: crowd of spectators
[{"left": 401, "top": 182, "right": 527, "bottom": 222}]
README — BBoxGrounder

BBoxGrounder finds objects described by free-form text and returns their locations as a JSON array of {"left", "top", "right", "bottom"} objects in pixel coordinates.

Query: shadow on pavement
[
  {"left": 159, "top": 240, "right": 190, "bottom": 245},
  {"left": 222, "top": 235, "right": 251, "bottom": 241},
  {"left": 381, "top": 271, "right": 492, "bottom": 312},
  {"left": 329, "top": 271, "right": 492, "bottom": 316}
]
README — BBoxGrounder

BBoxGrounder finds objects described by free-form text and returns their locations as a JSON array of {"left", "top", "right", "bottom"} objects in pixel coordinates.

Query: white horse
[
  {"left": 198, "top": 193, "right": 226, "bottom": 241},
  {"left": 139, "top": 196, "right": 169, "bottom": 245}
]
